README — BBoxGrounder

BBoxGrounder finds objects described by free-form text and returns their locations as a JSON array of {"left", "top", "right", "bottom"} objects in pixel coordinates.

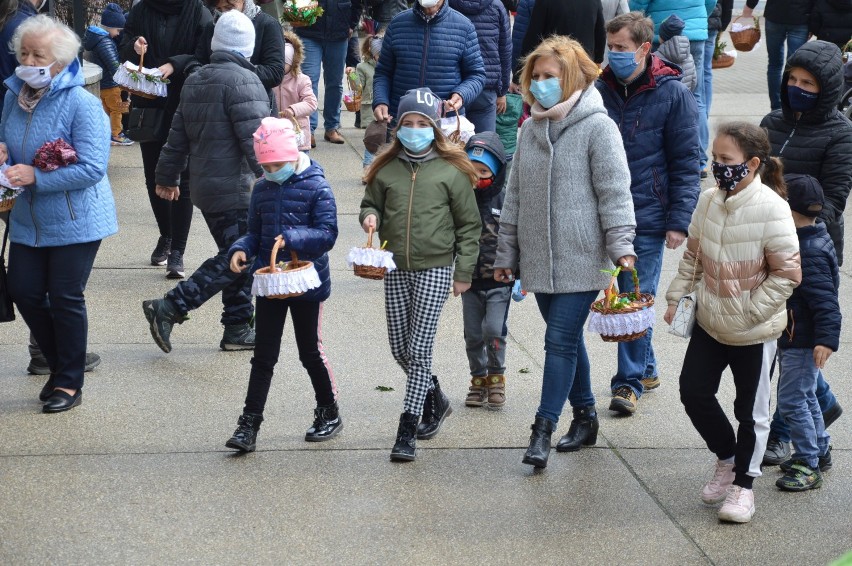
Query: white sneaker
[
  {"left": 701, "top": 459, "right": 735, "bottom": 504},
  {"left": 717, "top": 486, "right": 755, "bottom": 523}
]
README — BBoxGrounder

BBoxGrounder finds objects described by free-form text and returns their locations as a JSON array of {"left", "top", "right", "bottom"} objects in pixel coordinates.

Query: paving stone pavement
[{"left": 1, "top": 26, "right": 851, "bottom": 565}]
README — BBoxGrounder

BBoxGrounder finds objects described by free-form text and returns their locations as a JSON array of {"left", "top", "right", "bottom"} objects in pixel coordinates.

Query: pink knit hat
[{"left": 253, "top": 117, "right": 299, "bottom": 164}]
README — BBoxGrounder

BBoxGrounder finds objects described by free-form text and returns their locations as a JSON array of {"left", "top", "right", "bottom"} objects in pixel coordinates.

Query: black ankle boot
[
  {"left": 417, "top": 375, "right": 452, "bottom": 440},
  {"left": 522, "top": 416, "right": 556, "bottom": 468},
  {"left": 390, "top": 412, "right": 419, "bottom": 462},
  {"left": 225, "top": 413, "right": 263, "bottom": 452},
  {"left": 305, "top": 403, "right": 343, "bottom": 442},
  {"left": 556, "top": 406, "right": 599, "bottom": 452}
]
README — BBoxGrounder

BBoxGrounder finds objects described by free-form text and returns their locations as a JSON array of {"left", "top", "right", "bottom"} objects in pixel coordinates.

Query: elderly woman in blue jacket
[{"left": 0, "top": 16, "right": 118, "bottom": 413}]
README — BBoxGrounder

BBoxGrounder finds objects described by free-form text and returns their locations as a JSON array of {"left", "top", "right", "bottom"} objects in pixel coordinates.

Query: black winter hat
[
  {"left": 659, "top": 14, "right": 685, "bottom": 42},
  {"left": 101, "top": 3, "right": 126, "bottom": 28},
  {"left": 786, "top": 173, "right": 824, "bottom": 217}
]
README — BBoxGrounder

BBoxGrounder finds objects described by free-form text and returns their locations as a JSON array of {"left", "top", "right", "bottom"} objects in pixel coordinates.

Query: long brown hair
[
  {"left": 716, "top": 121, "right": 787, "bottom": 199},
  {"left": 363, "top": 122, "right": 478, "bottom": 186}
]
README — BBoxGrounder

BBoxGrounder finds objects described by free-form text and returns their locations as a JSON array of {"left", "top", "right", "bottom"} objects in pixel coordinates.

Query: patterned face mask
[{"left": 711, "top": 160, "right": 750, "bottom": 192}]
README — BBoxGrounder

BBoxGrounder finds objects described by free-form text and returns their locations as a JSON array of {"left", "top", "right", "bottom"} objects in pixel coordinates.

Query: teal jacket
[{"left": 629, "top": 0, "right": 717, "bottom": 41}]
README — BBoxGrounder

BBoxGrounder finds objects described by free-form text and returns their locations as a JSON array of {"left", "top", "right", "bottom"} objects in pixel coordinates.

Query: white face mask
[
  {"left": 418, "top": 0, "right": 439, "bottom": 8},
  {"left": 15, "top": 62, "right": 55, "bottom": 89}
]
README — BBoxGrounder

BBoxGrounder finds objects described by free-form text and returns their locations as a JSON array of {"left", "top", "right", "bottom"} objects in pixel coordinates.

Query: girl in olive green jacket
[{"left": 359, "top": 87, "right": 481, "bottom": 463}]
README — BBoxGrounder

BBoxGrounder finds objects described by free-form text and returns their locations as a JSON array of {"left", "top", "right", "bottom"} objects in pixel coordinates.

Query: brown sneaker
[
  {"left": 311, "top": 134, "right": 316, "bottom": 148},
  {"left": 641, "top": 376, "right": 660, "bottom": 390},
  {"left": 465, "top": 376, "right": 487, "bottom": 407},
  {"left": 609, "top": 386, "right": 637, "bottom": 415},
  {"left": 486, "top": 374, "right": 505, "bottom": 409},
  {"left": 324, "top": 129, "right": 345, "bottom": 144}
]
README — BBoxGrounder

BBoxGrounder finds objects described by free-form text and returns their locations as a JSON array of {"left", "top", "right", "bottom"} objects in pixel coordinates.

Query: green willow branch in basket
[
  {"left": 280, "top": 2, "right": 324, "bottom": 26},
  {"left": 599, "top": 266, "right": 641, "bottom": 309},
  {"left": 126, "top": 69, "right": 170, "bottom": 85}
]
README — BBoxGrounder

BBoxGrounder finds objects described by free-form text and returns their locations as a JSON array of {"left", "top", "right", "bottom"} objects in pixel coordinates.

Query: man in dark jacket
[
  {"left": 809, "top": 0, "right": 852, "bottom": 49},
  {"left": 520, "top": 0, "right": 606, "bottom": 66},
  {"left": 596, "top": 12, "right": 700, "bottom": 416},
  {"left": 449, "top": 0, "right": 512, "bottom": 132},
  {"left": 294, "top": 0, "right": 362, "bottom": 145},
  {"left": 143, "top": 11, "right": 269, "bottom": 354},
  {"left": 743, "top": 0, "right": 813, "bottom": 110},
  {"left": 372, "top": 0, "right": 486, "bottom": 123}
]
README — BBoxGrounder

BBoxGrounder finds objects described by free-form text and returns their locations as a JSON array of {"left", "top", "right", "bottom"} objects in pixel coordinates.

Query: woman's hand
[
  {"left": 493, "top": 268, "right": 514, "bottom": 283},
  {"left": 5, "top": 164, "right": 35, "bottom": 186},
  {"left": 617, "top": 255, "right": 636, "bottom": 270},
  {"left": 158, "top": 63, "right": 174, "bottom": 79},
  {"left": 230, "top": 251, "right": 248, "bottom": 273},
  {"left": 814, "top": 345, "right": 833, "bottom": 369},
  {"left": 155, "top": 185, "right": 180, "bottom": 200},
  {"left": 664, "top": 305, "right": 676, "bottom": 325},
  {"left": 453, "top": 281, "right": 471, "bottom": 297},
  {"left": 0, "top": 142, "right": 7, "bottom": 163},
  {"left": 362, "top": 214, "right": 377, "bottom": 233},
  {"left": 134, "top": 36, "right": 148, "bottom": 56}
]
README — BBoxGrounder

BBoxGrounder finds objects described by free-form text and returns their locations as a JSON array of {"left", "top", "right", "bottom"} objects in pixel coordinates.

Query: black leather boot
[
  {"left": 556, "top": 406, "right": 599, "bottom": 452},
  {"left": 305, "top": 403, "right": 343, "bottom": 442},
  {"left": 522, "top": 416, "right": 556, "bottom": 468},
  {"left": 390, "top": 412, "right": 419, "bottom": 462},
  {"left": 225, "top": 413, "right": 263, "bottom": 452},
  {"left": 417, "top": 375, "right": 453, "bottom": 440}
]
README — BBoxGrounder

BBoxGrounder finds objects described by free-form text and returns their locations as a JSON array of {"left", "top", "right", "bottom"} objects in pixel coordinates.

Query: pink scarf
[{"left": 530, "top": 89, "right": 583, "bottom": 122}]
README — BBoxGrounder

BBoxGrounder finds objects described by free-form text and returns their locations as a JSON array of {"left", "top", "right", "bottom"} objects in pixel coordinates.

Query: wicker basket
[
  {"left": 281, "top": 1, "right": 324, "bottom": 28},
  {"left": 353, "top": 228, "right": 388, "bottom": 280},
  {"left": 0, "top": 198, "right": 14, "bottom": 213},
  {"left": 588, "top": 268, "right": 655, "bottom": 343},
  {"left": 712, "top": 53, "right": 735, "bottom": 69},
  {"left": 730, "top": 17, "right": 761, "bottom": 52},
  {"left": 343, "top": 74, "right": 362, "bottom": 112},
  {"left": 253, "top": 236, "right": 316, "bottom": 299},
  {"left": 114, "top": 52, "right": 167, "bottom": 100}
]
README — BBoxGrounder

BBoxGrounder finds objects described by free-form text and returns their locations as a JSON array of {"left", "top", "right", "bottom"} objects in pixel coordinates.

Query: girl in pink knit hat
[{"left": 224, "top": 117, "right": 341, "bottom": 452}]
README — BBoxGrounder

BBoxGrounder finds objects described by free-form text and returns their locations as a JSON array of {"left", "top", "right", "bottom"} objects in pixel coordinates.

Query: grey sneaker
[
  {"left": 762, "top": 435, "right": 791, "bottom": 466},
  {"left": 27, "top": 352, "right": 102, "bottom": 375},
  {"left": 142, "top": 298, "right": 186, "bottom": 353},
  {"left": 220, "top": 323, "right": 255, "bottom": 351},
  {"left": 166, "top": 249, "right": 185, "bottom": 279}
]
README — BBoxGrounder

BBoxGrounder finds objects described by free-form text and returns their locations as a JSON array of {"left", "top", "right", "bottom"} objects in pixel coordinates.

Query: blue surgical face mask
[
  {"left": 528, "top": 77, "right": 563, "bottom": 109},
  {"left": 787, "top": 85, "right": 819, "bottom": 112},
  {"left": 263, "top": 162, "right": 296, "bottom": 184},
  {"left": 608, "top": 48, "right": 641, "bottom": 80},
  {"left": 397, "top": 126, "right": 435, "bottom": 153}
]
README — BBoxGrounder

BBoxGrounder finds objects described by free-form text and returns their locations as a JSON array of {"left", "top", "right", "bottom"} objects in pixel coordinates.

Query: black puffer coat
[
  {"left": 760, "top": 41, "right": 852, "bottom": 264},
  {"left": 155, "top": 52, "right": 269, "bottom": 213},
  {"left": 746, "top": 0, "right": 812, "bottom": 25},
  {"left": 809, "top": 0, "right": 852, "bottom": 49}
]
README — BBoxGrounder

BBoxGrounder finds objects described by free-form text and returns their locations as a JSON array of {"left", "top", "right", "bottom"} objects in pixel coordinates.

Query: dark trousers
[
  {"left": 243, "top": 298, "right": 337, "bottom": 415},
  {"left": 679, "top": 324, "right": 774, "bottom": 489},
  {"left": 166, "top": 209, "right": 253, "bottom": 325},
  {"left": 139, "top": 139, "right": 193, "bottom": 253},
  {"left": 8, "top": 240, "right": 101, "bottom": 390}
]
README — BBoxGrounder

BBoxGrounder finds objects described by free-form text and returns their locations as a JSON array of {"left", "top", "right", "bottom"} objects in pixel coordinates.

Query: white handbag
[{"left": 668, "top": 292, "right": 696, "bottom": 338}]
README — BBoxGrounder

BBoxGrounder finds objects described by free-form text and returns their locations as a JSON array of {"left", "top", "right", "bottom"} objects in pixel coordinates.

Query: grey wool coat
[{"left": 495, "top": 86, "right": 636, "bottom": 294}]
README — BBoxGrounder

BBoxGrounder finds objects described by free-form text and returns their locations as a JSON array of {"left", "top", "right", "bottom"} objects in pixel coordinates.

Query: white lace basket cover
[
  {"left": 251, "top": 237, "right": 321, "bottom": 298},
  {"left": 587, "top": 307, "right": 655, "bottom": 337},
  {"left": 345, "top": 246, "right": 396, "bottom": 272},
  {"left": 587, "top": 268, "right": 655, "bottom": 339},
  {"left": 113, "top": 53, "right": 168, "bottom": 98}
]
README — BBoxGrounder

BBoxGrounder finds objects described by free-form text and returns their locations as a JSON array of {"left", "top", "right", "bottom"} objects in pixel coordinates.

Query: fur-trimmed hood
[{"left": 283, "top": 30, "right": 304, "bottom": 77}]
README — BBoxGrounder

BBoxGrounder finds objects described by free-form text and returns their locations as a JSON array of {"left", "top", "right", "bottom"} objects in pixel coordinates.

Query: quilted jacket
[
  {"left": 1, "top": 59, "right": 118, "bottom": 248},
  {"left": 761, "top": 41, "right": 852, "bottom": 264},
  {"left": 666, "top": 179, "right": 802, "bottom": 346},
  {"left": 83, "top": 26, "right": 121, "bottom": 90},
  {"left": 655, "top": 36, "right": 697, "bottom": 91},
  {"left": 809, "top": 0, "right": 852, "bottom": 49},
  {"left": 597, "top": 56, "right": 701, "bottom": 236},
  {"left": 511, "top": 0, "right": 534, "bottom": 72},
  {"left": 449, "top": 0, "right": 513, "bottom": 96},
  {"left": 629, "top": 0, "right": 716, "bottom": 41},
  {"left": 779, "top": 222, "right": 841, "bottom": 351},
  {"left": 229, "top": 154, "right": 338, "bottom": 303},
  {"left": 373, "top": 1, "right": 486, "bottom": 117},
  {"left": 273, "top": 71, "right": 317, "bottom": 151},
  {"left": 156, "top": 51, "right": 269, "bottom": 214},
  {"left": 745, "top": 0, "right": 813, "bottom": 25},
  {"left": 294, "top": 0, "right": 363, "bottom": 42}
]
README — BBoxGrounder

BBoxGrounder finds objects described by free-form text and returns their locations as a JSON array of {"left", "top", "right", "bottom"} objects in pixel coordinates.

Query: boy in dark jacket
[
  {"left": 83, "top": 3, "right": 131, "bottom": 145},
  {"left": 775, "top": 174, "right": 840, "bottom": 492},
  {"left": 463, "top": 133, "right": 512, "bottom": 409}
]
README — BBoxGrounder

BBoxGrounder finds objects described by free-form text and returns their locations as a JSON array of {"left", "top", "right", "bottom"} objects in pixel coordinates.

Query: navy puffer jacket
[
  {"left": 596, "top": 56, "right": 700, "bottom": 235},
  {"left": 511, "top": 0, "right": 534, "bottom": 72},
  {"left": 373, "top": 1, "right": 486, "bottom": 117},
  {"left": 449, "top": 0, "right": 512, "bottom": 96},
  {"left": 294, "top": 0, "right": 362, "bottom": 42},
  {"left": 229, "top": 159, "right": 338, "bottom": 303},
  {"left": 83, "top": 26, "right": 121, "bottom": 89},
  {"left": 779, "top": 222, "right": 841, "bottom": 351}
]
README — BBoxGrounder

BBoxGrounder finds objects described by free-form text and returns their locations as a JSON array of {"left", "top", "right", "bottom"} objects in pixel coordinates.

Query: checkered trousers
[{"left": 383, "top": 266, "right": 453, "bottom": 415}]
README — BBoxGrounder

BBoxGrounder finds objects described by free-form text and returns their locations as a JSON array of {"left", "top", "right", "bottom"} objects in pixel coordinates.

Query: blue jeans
[
  {"left": 466, "top": 89, "right": 497, "bottom": 134},
  {"left": 534, "top": 291, "right": 599, "bottom": 422},
  {"left": 770, "top": 370, "right": 837, "bottom": 442},
  {"left": 301, "top": 37, "right": 348, "bottom": 133},
  {"left": 765, "top": 20, "right": 809, "bottom": 110},
  {"left": 689, "top": 40, "right": 707, "bottom": 170},
  {"left": 702, "top": 30, "right": 717, "bottom": 156},
  {"left": 776, "top": 348, "right": 830, "bottom": 468},
  {"left": 611, "top": 234, "right": 665, "bottom": 398}
]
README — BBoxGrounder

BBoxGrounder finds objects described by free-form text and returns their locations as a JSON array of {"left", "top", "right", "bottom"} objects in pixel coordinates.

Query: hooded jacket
[
  {"left": 655, "top": 35, "right": 697, "bottom": 91},
  {"left": 809, "top": 0, "right": 852, "bottom": 49},
  {"left": 230, "top": 155, "right": 338, "bottom": 303},
  {"left": 511, "top": 0, "right": 534, "bottom": 72},
  {"left": 373, "top": 1, "right": 486, "bottom": 118},
  {"left": 629, "top": 0, "right": 717, "bottom": 42},
  {"left": 83, "top": 26, "right": 121, "bottom": 90},
  {"left": 760, "top": 41, "right": 852, "bottom": 264},
  {"left": 521, "top": 0, "right": 606, "bottom": 65},
  {"left": 745, "top": 0, "right": 813, "bottom": 26},
  {"left": 155, "top": 51, "right": 269, "bottom": 213},
  {"left": 597, "top": 56, "right": 701, "bottom": 237},
  {"left": 449, "top": 0, "right": 512, "bottom": 96},
  {"left": 1, "top": 59, "right": 118, "bottom": 247}
]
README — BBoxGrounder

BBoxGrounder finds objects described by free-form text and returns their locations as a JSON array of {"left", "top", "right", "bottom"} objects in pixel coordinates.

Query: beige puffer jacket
[{"left": 666, "top": 177, "right": 802, "bottom": 346}]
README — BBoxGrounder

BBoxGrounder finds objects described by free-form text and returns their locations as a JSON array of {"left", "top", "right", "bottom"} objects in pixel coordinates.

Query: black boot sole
[
  {"left": 390, "top": 450, "right": 416, "bottom": 462},
  {"left": 416, "top": 406, "right": 452, "bottom": 440},
  {"left": 521, "top": 454, "right": 548, "bottom": 468},
  {"left": 225, "top": 439, "right": 256, "bottom": 452},
  {"left": 305, "top": 422, "right": 343, "bottom": 442}
]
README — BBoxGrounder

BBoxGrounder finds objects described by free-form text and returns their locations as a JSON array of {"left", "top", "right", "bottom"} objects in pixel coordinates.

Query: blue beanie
[
  {"left": 101, "top": 3, "right": 126, "bottom": 28},
  {"left": 466, "top": 145, "right": 500, "bottom": 176},
  {"left": 659, "top": 14, "right": 685, "bottom": 42}
]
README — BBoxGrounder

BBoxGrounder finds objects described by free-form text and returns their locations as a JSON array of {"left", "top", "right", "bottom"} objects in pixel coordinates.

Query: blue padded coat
[
  {"left": 83, "top": 26, "right": 121, "bottom": 90},
  {"left": 1, "top": 59, "right": 118, "bottom": 248},
  {"left": 229, "top": 159, "right": 338, "bottom": 303},
  {"left": 629, "top": 0, "right": 717, "bottom": 41},
  {"left": 373, "top": 1, "right": 486, "bottom": 117},
  {"left": 511, "top": 0, "right": 534, "bottom": 72},
  {"left": 449, "top": 0, "right": 513, "bottom": 96},
  {"left": 596, "top": 56, "right": 700, "bottom": 236}
]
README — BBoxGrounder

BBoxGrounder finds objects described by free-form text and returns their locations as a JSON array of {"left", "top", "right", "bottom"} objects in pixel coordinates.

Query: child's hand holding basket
[
  {"left": 347, "top": 227, "right": 396, "bottom": 280},
  {"left": 252, "top": 235, "right": 322, "bottom": 298}
]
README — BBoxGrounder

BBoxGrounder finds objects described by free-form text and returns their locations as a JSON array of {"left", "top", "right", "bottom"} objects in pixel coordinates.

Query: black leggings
[
  {"left": 243, "top": 298, "right": 337, "bottom": 415},
  {"left": 139, "top": 139, "right": 193, "bottom": 253}
]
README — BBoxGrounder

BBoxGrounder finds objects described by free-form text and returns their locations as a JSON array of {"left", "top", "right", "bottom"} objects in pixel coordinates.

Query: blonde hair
[{"left": 519, "top": 36, "right": 599, "bottom": 106}]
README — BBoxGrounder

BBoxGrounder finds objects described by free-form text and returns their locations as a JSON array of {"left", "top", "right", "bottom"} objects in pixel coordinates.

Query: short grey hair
[{"left": 13, "top": 15, "right": 81, "bottom": 67}]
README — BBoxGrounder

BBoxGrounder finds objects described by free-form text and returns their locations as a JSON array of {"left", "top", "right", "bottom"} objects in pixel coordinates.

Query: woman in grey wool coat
[{"left": 494, "top": 36, "right": 637, "bottom": 470}]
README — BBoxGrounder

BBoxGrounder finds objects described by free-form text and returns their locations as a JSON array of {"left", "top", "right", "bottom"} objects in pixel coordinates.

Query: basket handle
[
  {"left": 270, "top": 235, "right": 284, "bottom": 270},
  {"left": 139, "top": 50, "right": 145, "bottom": 71},
  {"left": 365, "top": 226, "right": 374, "bottom": 248},
  {"left": 454, "top": 113, "right": 461, "bottom": 136}
]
